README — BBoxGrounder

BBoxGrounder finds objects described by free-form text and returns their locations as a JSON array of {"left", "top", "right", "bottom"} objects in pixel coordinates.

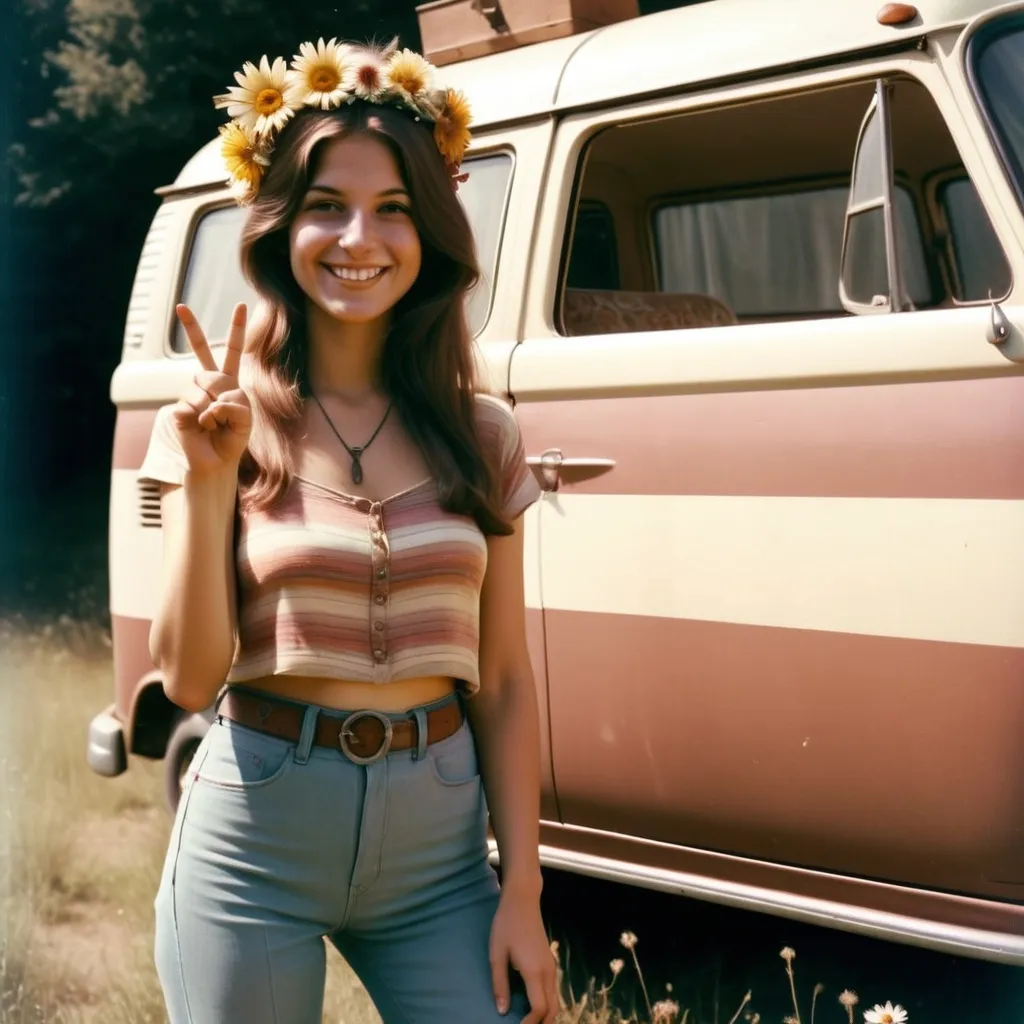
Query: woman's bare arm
[
  {"left": 149, "top": 473, "right": 238, "bottom": 712},
  {"left": 470, "top": 517, "right": 556, "bottom": 1023}
]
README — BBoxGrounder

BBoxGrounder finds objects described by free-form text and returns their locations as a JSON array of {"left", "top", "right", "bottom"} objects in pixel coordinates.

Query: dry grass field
[
  {"left": 0, "top": 610, "right": 1002, "bottom": 1024},
  {"left": 0, "top": 619, "right": 383, "bottom": 1024}
]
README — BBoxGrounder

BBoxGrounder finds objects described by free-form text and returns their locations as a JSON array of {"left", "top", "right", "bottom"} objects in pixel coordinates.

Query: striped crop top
[{"left": 138, "top": 393, "right": 541, "bottom": 695}]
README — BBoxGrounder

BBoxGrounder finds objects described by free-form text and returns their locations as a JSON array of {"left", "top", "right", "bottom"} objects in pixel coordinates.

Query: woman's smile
[{"left": 322, "top": 263, "right": 390, "bottom": 286}]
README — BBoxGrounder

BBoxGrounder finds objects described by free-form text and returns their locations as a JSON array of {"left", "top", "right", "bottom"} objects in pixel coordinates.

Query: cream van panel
[
  {"left": 109, "top": 469, "right": 163, "bottom": 621},
  {"left": 553, "top": 0, "right": 1003, "bottom": 112},
  {"left": 118, "top": 200, "right": 193, "bottom": 364},
  {"left": 425, "top": 34, "right": 579, "bottom": 129},
  {"left": 540, "top": 493, "right": 1024, "bottom": 649}
]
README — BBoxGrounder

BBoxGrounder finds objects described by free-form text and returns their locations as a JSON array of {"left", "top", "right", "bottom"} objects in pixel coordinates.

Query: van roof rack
[{"left": 416, "top": 0, "right": 640, "bottom": 67}]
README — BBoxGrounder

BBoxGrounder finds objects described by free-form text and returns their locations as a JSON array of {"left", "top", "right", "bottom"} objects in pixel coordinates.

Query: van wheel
[{"left": 164, "top": 713, "right": 210, "bottom": 813}]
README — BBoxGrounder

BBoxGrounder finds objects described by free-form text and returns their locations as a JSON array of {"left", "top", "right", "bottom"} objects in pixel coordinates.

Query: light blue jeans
[{"left": 153, "top": 693, "right": 528, "bottom": 1023}]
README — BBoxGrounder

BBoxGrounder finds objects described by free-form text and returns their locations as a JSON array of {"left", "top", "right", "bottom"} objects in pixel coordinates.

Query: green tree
[{"left": 11, "top": 0, "right": 420, "bottom": 208}]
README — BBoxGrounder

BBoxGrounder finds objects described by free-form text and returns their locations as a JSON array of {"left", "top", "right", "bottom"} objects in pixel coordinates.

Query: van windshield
[{"left": 972, "top": 17, "right": 1024, "bottom": 198}]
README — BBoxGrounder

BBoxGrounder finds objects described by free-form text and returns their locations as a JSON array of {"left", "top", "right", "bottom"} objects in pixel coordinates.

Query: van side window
[
  {"left": 172, "top": 152, "right": 514, "bottom": 353},
  {"left": 655, "top": 186, "right": 930, "bottom": 318},
  {"left": 937, "top": 177, "right": 1012, "bottom": 302},
  {"left": 566, "top": 201, "right": 620, "bottom": 291},
  {"left": 173, "top": 205, "right": 254, "bottom": 353},
  {"left": 558, "top": 76, "right": 1010, "bottom": 336},
  {"left": 455, "top": 152, "right": 514, "bottom": 334}
]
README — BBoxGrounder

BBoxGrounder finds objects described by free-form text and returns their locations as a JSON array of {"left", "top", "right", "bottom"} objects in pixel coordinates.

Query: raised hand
[{"left": 170, "top": 302, "right": 252, "bottom": 477}]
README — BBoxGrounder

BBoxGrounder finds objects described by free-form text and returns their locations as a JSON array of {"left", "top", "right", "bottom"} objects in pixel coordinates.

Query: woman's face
[{"left": 289, "top": 133, "right": 422, "bottom": 325}]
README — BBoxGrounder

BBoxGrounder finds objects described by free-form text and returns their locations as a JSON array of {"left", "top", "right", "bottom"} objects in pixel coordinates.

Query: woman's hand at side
[{"left": 490, "top": 880, "right": 559, "bottom": 1023}]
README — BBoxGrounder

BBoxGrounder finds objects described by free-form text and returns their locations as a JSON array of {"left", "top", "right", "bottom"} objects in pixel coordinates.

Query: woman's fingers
[
  {"left": 177, "top": 375, "right": 218, "bottom": 421},
  {"left": 197, "top": 400, "right": 251, "bottom": 434},
  {"left": 176, "top": 305, "right": 218, "bottom": 372},
  {"left": 519, "top": 967, "right": 552, "bottom": 1024},
  {"left": 490, "top": 943, "right": 511, "bottom": 1017},
  {"left": 220, "top": 303, "right": 247, "bottom": 378}
]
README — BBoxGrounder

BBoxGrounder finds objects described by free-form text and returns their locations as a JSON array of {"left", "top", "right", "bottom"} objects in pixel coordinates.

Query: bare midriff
[{"left": 238, "top": 673, "right": 458, "bottom": 713}]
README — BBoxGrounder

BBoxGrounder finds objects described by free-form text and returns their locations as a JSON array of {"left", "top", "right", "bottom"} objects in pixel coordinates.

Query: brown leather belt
[{"left": 217, "top": 687, "right": 464, "bottom": 765}]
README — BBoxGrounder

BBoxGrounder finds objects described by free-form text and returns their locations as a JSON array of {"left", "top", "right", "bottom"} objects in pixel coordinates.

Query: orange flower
[
  {"left": 219, "top": 122, "right": 269, "bottom": 190},
  {"left": 433, "top": 88, "right": 471, "bottom": 166}
]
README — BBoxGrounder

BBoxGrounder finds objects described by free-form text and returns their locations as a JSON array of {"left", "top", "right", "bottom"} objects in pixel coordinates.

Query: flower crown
[{"left": 214, "top": 39, "right": 472, "bottom": 205}]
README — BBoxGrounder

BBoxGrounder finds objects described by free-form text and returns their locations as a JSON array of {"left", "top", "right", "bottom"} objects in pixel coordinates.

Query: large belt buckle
[{"left": 339, "top": 709, "right": 394, "bottom": 765}]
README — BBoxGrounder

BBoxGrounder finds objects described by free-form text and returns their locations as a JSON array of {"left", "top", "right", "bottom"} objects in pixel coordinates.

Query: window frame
[
  {"left": 964, "top": 10, "right": 1024, "bottom": 214},
  {"left": 165, "top": 147, "right": 518, "bottom": 357},
  {"left": 839, "top": 80, "right": 904, "bottom": 315},
  {"left": 925, "top": 165, "right": 1014, "bottom": 305},
  {"left": 525, "top": 54, "right": 996, "bottom": 344},
  {"left": 540, "top": 64, "right": 972, "bottom": 342}
]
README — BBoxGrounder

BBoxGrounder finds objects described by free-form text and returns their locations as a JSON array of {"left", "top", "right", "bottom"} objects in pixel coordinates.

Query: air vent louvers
[{"left": 138, "top": 479, "right": 162, "bottom": 528}]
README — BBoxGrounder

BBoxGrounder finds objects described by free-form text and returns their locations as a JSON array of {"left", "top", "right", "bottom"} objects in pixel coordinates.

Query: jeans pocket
[
  {"left": 426, "top": 721, "right": 481, "bottom": 788},
  {"left": 194, "top": 720, "right": 294, "bottom": 791}
]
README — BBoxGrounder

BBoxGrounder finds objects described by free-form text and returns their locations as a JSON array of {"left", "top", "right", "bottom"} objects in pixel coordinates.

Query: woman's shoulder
[
  {"left": 472, "top": 390, "right": 522, "bottom": 457},
  {"left": 472, "top": 390, "right": 518, "bottom": 436},
  {"left": 471, "top": 390, "right": 539, "bottom": 518}
]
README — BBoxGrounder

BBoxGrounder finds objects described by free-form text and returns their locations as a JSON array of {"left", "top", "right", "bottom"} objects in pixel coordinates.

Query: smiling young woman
[{"left": 139, "top": 38, "right": 557, "bottom": 1024}]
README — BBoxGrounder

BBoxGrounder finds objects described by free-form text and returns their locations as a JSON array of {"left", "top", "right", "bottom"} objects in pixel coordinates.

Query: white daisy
[
  {"left": 214, "top": 55, "right": 295, "bottom": 137},
  {"left": 288, "top": 37, "right": 354, "bottom": 110},
  {"left": 864, "top": 1002, "right": 908, "bottom": 1024}
]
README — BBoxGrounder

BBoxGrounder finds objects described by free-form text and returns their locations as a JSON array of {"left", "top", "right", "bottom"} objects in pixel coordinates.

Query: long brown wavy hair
[{"left": 236, "top": 101, "right": 512, "bottom": 536}]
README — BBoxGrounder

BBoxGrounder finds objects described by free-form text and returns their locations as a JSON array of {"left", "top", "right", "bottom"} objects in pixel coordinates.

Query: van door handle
[{"left": 525, "top": 449, "right": 616, "bottom": 491}]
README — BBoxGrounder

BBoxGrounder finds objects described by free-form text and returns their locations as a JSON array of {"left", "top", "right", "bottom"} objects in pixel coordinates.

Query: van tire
[{"left": 164, "top": 712, "right": 210, "bottom": 813}]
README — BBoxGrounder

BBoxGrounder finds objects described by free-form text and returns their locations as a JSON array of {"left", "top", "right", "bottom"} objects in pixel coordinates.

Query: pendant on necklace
[{"left": 350, "top": 448, "right": 364, "bottom": 485}]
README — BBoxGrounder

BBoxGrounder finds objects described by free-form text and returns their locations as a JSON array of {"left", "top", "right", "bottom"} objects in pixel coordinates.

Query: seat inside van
[{"left": 562, "top": 288, "right": 737, "bottom": 336}]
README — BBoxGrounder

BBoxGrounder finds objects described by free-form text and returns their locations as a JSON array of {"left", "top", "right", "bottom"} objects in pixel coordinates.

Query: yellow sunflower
[
  {"left": 219, "top": 122, "right": 270, "bottom": 191},
  {"left": 214, "top": 54, "right": 295, "bottom": 137},
  {"left": 288, "top": 37, "right": 353, "bottom": 110},
  {"left": 433, "top": 88, "right": 472, "bottom": 166},
  {"left": 385, "top": 48, "right": 434, "bottom": 104}
]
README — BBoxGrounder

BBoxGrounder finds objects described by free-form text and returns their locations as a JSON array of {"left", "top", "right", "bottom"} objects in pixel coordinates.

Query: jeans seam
[
  {"left": 375, "top": 758, "right": 391, "bottom": 886},
  {"left": 262, "top": 927, "right": 281, "bottom": 1023},
  {"left": 351, "top": 956, "right": 416, "bottom": 1024},
  {"left": 168, "top": 743, "right": 209, "bottom": 1024}
]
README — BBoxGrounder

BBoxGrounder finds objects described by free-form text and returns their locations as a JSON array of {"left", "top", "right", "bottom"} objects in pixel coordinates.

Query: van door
[
  {"left": 509, "top": 59, "right": 1024, "bottom": 900},
  {"left": 452, "top": 125, "right": 563, "bottom": 824}
]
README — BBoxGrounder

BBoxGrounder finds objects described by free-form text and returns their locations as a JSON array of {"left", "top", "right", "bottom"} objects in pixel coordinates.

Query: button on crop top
[{"left": 138, "top": 393, "right": 541, "bottom": 694}]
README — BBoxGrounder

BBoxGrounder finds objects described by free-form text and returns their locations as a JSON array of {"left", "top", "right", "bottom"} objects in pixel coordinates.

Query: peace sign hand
[{"left": 170, "top": 303, "right": 252, "bottom": 477}]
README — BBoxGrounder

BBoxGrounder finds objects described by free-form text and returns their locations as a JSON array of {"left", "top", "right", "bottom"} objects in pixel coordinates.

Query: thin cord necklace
[{"left": 311, "top": 392, "right": 393, "bottom": 486}]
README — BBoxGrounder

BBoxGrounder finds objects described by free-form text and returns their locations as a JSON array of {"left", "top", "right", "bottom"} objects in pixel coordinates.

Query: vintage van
[{"left": 88, "top": 0, "right": 1024, "bottom": 964}]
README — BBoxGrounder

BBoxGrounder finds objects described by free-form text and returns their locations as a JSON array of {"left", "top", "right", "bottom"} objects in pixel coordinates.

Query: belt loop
[
  {"left": 294, "top": 704, "right": 319, "bottom": 765},
  {"left": 213, "top": 684, "right": 230, "bottom": 715},
  {"left": 412, "top": 707, "right": 428, "bottom": 761}
]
